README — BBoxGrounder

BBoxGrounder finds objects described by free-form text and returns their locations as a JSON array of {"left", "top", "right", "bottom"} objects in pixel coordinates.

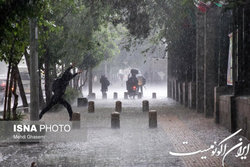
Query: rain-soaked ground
[{"left": 0, "top": 85, "right": 249, "bottom": 167}]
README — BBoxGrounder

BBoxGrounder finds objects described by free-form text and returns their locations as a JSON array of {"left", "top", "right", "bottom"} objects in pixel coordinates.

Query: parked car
[
  {"left": 0, "top": 79, "right": 6, "bottom": 91},
  {"left": 0, "top": 79, "right": 6, "bottom": 104}
]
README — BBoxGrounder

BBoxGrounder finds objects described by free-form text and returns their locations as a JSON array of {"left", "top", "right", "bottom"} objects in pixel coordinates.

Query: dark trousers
[{"left": 39, "top": 95, "right": 73, "bottom": 120}]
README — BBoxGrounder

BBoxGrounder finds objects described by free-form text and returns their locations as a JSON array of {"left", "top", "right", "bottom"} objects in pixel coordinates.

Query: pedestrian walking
[
  {"left": 39, "top": 65, "right": 82, "bottom": 121},
  {"left": 100, "top": 75, "right": 110, "bottom": 96},
  {"left": 137, "top": 74, "right": 146, "bottom": 96}
]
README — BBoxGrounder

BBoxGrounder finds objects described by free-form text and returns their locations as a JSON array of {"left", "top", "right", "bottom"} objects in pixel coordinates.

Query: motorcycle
[
  {"left": 127, "top": 83, "right": 139, "bottom": 99},
  {"left": 126, "top": 69, "right": 139, "bottom": 99}
]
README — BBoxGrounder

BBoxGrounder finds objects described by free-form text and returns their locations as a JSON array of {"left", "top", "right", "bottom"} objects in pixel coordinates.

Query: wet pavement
[{"left": 0, "top": 88, "right": 249, "bottom": 167}]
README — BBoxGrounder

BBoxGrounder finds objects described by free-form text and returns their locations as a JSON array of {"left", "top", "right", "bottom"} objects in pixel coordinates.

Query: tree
[
  {"left": 36, "top": 0, "right": 122, "bottom": 101},
  {"left": 0, "top": 18, "right": 29, "bottom": 120},
  {"left": 0, "top": 0, "right": 45, "bottom": 120}
]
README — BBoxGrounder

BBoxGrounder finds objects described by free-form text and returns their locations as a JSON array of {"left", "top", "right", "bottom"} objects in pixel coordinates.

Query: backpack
[{"left": 137, "top": 76, "right": 146, "bottom": 86}]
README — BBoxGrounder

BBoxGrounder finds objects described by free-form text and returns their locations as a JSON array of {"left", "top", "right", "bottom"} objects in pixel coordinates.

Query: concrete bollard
[
  {"left": 111, "top": 112, "right": 120, "bottom": 128},
  {"left": 115, "top": 101, "right": 122, "bottom": 112},
  {"left": 152, "top": 92, "right": 157, "bottom": 99},
  {"left": 113, "top": 92, "right": 118, "bottom": 100},
  {"left": 72, "top": 112, "right": 81, "bottom": 129},
  {"left": 88, "top": 101, "right": 95, "bottom": 113},
  {"left": 31, "top": 162, "right": 37, "bottom": 167},
  {"left": 124, "top": 92, "right": 128, "bottom": 99},
  {"left": 138, "top": 92, "right": 142, "bottom": 99},
  {"left": 149, "top": 110, "right": 157, "bottom": 128},
  {"left": 142, "top": 100, "right": 149, "bottom": 112},
  {"left": 102, "top": 92, "right": 107, "bottom": 99},
  {"left": 77, "top": 98, "right": 88, "bottom": 107}
]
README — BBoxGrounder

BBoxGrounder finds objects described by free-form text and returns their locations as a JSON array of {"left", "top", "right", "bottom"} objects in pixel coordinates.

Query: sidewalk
[{"left": 0, "top": 98, "right": 249, "bottom": 167}]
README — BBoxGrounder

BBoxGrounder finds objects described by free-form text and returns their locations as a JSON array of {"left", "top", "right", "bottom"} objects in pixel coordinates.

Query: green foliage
[
  {"left": 0, "top": 18, "right": 29, "bottom": 64},
  {"left": 12, "top": 111, "right": 25, "bottom": 121},
  {"left": 64, "top": 87, "right": 80, "bottom": 104},
  {"left": 225, "top": 0, "right": 249, "bottom": 9},
  {"left": 105, "top": 0, "right": 151, "bottom": 39},
  {"left": 36, "top": 0, "right": 122, "bottom": 72},
  {"left": 0, "top": 0, "right": 47, "bottom": 66},
  {"left": 0, "top": 0, "right": 45, "bottom": 45},
  {"left": 1, "top": 0, "right": 198, "bottom": 79}
]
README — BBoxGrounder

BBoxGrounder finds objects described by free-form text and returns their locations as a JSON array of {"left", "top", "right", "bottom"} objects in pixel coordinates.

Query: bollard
[
  {"left": 138, "top": 92, "right": 142, "bottom": 99},
  {"left": 102, "top": 92, "right": 107, "bottom": 99},
  {"left": 72, "top": 112, "right": 80, "bottom": 121},
  {"left": 111, "top": 112, "right": 120, "bottom": 128},
  {"left": 142, "top": 100, "right": 149, "bottom": 112},
  {"left": 31, "top": 162, "right": 37, "bottom": 167},
  {"left": 77, "top": 98, "right": 88, "bottom": 107},
  {"left": 88, "top": 93, "right": 96, "bottom": 100},
  {"left": 115, "top": 101, "right": 122, "bottom": 112},
  {"left": 113, "top": 92, "right": 118, "bottom": 100},
  {"left": 149, "top": 110, "right": 157, "bottom": 128},
  {"left": 152, "top": 92, "right": 157, "bottom": 99},
  {"left": 124, "top": 92, "right": 128, "bottom": 99},
  {"left": 88, "top": 101, "right": 95, "bottom": 113},
  {"left": 72, "top": 112, "right": 81, "bottom": 129},
  {"left": 30, "top": 162, "right": 37, "bottom": 167}
]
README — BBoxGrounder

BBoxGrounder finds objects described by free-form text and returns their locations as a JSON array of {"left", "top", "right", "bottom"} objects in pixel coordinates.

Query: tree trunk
[
  {"left": 196, "top": 10, "right": 205, "bottom": 113},
  {"left": 3, "top": 41, "right": 15, "bottom": 120},
  {"left": 39, "top": 69, "right": 45, "bottom": 109},
  {"left": 62, "top": 64, "right": 64, "bottom": 72},
  {"left": 24, "top": 48, "right": 30, "bottom": 74},
  {"left": 73, "top": 68, "right": 79, "bottom": 89},
  {"left": 80, "top": 71, "right": 83, "bottom": 86},
  {"left": 3, "top": 62, "right": 11, "bottom": 120},
  {"left": 44, "top": 48, "right": 51, "bottom": 104},
  {"left": 12, "top": 65, "right": 18, "bottom": 120},
  {"left": 7, "top": 68, "right": 14, "bottom": 120},
  {"left": 15, "top": 66, "right": 28, "bottom": 113},
  {"left": 78, "top": 70, "right": 88, "bottom": 97},
  {"left": 76, "top": 74, "right": 80, "bottom": 88},
  {"left": 52, "top": 64, "right": 57, "bottom": 78},
  {"left": 204, "top": 7, "right": 220, "bottom": 117},
  {"left": 88, "top": 67, "right": 93, "bottom": 95}
]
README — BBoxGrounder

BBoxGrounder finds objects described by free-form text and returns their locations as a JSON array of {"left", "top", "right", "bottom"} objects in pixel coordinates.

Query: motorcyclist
[{"left": 126, "top": 69, "right": 139, "bottom": 98}]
